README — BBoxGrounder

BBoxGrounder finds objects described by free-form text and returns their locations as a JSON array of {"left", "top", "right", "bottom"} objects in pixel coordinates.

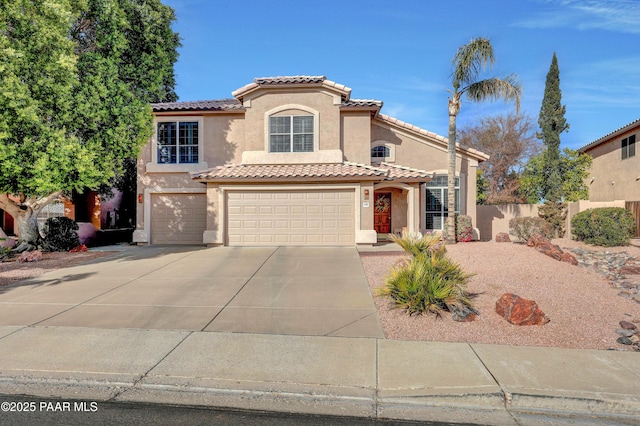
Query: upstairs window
[
  {"left": 157, "top": 121, "right": 199, "bottom": 164},
  {"left": 371, "top": 145, "right": 390, "bottom": 158},
  {"left": 269, "top": 116, "right": 314, "bottom": 153},
  {"left": 622, "top": 134, "right": 636, "bottom": 160}
]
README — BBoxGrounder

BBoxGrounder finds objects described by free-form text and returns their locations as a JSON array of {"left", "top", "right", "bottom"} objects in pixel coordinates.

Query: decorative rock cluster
[
  {"left": 567, "top": 247, "right": 640, "bottom": 304},
  {"left": 527, "top": 235, "right": 578, "bottom": 265},
  {"left": 616, "top": 320, "right": 640, "bottom": 351},
  {"left": 495, "top": 293, "right": 550, "bottom": 326}
]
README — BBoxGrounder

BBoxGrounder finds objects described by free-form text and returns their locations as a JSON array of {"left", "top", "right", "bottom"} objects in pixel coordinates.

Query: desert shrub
[
  {"left": 389, "top": 231, "right": 444, "bottom": 259},
  {"left": 41, "top": 217, "right": 80, "bottom": 252},
  {"left": 509, "top": 216, "right": 554, "bottom": 242},
  {"left": 0, "top": 244, "right": 10, "bottom": 260},
  {"left": 442, "top": 214, "right": 474, "bottom": 242},
  {"left": 571, "top": 207, "right": 635, "bottom": 247},
  {"left": 378, "top": 232, "right": 476, "bottom": 317},
  {"left": 538, "top": 200, "right": 567, "bottom": 238}
]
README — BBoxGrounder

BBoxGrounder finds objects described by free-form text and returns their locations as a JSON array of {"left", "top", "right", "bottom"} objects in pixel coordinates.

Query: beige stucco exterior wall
[
  {"left": 241, "top": 90, "right": 341, "bottom": 153},
  {"left": 371, "top": 120, "right": 480, "bottom": 228},
  {"left": 135, "top": 113, "right": 244, "bottom": 237},
  {"left": 584, "top": 126, "right": 640, "bottom": 202},
  {"left": 476, "top": 204, "right": 540, "bottom": 241},
  {"left": 341, "top": 112, "right": 372, "bottom": 164}
]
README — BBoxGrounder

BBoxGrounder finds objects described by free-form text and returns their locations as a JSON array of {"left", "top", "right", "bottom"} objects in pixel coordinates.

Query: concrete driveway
[{"left": 0, "top": 246, "right": 384, "bottom": 338}]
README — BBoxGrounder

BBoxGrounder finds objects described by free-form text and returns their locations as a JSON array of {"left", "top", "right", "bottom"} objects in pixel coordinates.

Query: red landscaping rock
[
  {"left": 620, "top": 264, "right": 640, "bottom": 275},
  {"left": 526, "top": 234, "right": 548, "bottom": 248},
  {"left": 495, "top": 232, "right": 511, "bottom": 243},
  {"left": 70, "top": 244, "right": 89, "bottom": 253},
  {"left": 620, "top": 320, "right": 638, "bottom": 331},
  {"left": 495, "top": 293, "right": 550, "bottom": 326},
  {"left": 526, "top": 235, "right": 578, "bottom": 266},
  {"left": 18, "top": 250, "right": 43, "bottom": 263}
]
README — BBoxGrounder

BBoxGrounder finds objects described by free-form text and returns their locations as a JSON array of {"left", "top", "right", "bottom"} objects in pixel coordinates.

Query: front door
[{"left": 374, "top": 193, "right": 391, "bottom": 234}]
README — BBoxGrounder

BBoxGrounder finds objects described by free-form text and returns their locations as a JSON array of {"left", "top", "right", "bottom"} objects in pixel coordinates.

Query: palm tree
[{"left": 447, "top": 37, "right": 521, "bottom": 243}]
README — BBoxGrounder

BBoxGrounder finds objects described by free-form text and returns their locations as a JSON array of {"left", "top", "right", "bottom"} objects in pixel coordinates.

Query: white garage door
[
  {"left": 151, "top": 194, "right": 206, "bottom": 244},
  {"left": 227, "top": 189, "right": 355, "bottom": 246}
]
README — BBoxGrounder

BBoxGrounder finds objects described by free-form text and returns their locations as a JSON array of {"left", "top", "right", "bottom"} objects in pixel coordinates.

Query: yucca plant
[
  {"left": 389, "top": 231, "right": 445, "bottom": 259},
  {"left": 378, "top": 231, "right": 477, "bottom": 318}
]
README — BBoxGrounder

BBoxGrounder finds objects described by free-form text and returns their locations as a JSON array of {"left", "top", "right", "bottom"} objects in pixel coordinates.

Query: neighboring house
[
  {"left": 578, "top": 118, "right": 640, "bottom": 202},
  {"left": 0, "top": 190, "right": 133, "bottom": 245},
  {"left": 578, "top": 118, "right": 640, "bottom": 237},
  {"left": 133, "top": 76, "right": 488, "bottom": 246}
]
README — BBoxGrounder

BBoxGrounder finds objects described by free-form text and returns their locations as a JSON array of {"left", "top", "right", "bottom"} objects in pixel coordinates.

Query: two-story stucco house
[
  {"left": 133, "top": 76, "right": 488, "bottom": 246},
  {"left": 578, "top": 118, "right": 640, "bottom": 202}
]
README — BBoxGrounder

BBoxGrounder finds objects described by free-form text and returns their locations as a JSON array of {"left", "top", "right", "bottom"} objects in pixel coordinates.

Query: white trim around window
[
  {"left": 263, "top": 104, "right": 320, "bottom": 153},
  {"left": 146, "top": 116, "right": 208, "bottom": 173},
  {"left": 371, "top": 140, "right": 395, "bottom": 162}
]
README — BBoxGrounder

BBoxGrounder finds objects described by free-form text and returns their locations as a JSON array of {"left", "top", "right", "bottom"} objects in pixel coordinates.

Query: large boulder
[{"left": 495, "top": 293, "right": 550, "bottom": 326}]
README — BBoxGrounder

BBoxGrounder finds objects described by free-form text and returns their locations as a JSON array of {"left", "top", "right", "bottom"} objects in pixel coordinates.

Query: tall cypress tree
[{"left": 537, "top": 53, "right": 569, "bottom": 202}]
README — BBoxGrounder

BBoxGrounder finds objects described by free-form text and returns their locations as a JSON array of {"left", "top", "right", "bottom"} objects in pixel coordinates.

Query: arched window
[
  {"left": 371, "top": 145, "right": 390, "bottom": 158},
  {"left": 370, "top": 141, "right": 395, "bottom": 162}
]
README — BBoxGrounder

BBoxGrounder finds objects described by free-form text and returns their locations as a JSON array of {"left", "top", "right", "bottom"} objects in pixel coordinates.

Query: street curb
[{"left": 2, "top": 376, "right": 638, "bottom": 425}]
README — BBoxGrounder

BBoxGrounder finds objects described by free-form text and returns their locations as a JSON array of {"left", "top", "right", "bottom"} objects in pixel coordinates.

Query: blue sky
[{"left": 162, "top": 0, "right": 639, "bottom": 150}]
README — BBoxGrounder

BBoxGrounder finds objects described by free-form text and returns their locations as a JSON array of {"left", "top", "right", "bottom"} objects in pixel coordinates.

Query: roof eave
[{"left": 191, "top": 176, "right": 386, "bottom": 184}]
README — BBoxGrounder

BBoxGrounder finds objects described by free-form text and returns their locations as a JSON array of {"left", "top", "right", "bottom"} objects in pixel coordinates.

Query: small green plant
[
  {"left": 41, "top": 217, "right": 81, "bottom": 252},
  {"left": 378, "top": 231, "right": 476, "bottom": 317},
  {"left": 571, "top": 207, "right": 635, "bottom": 247},
  {"left": 389, "top": 231, "right": 444, "bottom": 258},
  {"left": 0, "top": 245, "right": 10, "bottom": 261},
  {"left": 509, "top": 217, "right": 554, "bottom": 242}
]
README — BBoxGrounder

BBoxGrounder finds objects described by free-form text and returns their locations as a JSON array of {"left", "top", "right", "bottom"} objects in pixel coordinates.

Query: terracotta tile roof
[
  {"left": 578, "top": 117, "right": 640, "bottom": 152},
  {"left": 191, "top": 162, "right": 387, "bottom": 181},
  {"left": 254, "top": 76, "right": 327, "bottom": 85},
  {"left": 377, "top": 162, "right": 434, "bottom": 180},
  {"left": 232, "top": 75, "right": 351, "bottom": 100},
  {"left": 342, "top": 99, "right": 383, "bottom": 108},
  {"left": 191, "top": 161, "right": 434, "bottom": 183},
  {"left": 152, "top": 98, "right": 244, "bottom": 112},
  {"left": 376, "top": 114, "right": 489, "bottom": 162}
]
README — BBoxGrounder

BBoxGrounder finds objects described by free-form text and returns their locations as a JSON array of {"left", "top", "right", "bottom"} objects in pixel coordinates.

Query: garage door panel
[
  {"left": 151, "top": 194, "right": 206, "bottom": 245},
  {"left": 227, "top": 189, "right": 354, "bottom": 246}
]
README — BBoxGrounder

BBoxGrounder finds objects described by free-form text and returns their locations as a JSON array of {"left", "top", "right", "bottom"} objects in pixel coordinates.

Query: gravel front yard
[{"left": 361, "top": 238, "right": 640, "bottom": 350}]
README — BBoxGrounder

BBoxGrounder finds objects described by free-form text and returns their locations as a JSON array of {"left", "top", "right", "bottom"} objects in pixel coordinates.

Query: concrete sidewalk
[{"left": 0, "top": 326, "right": 638, "bottom": 425}]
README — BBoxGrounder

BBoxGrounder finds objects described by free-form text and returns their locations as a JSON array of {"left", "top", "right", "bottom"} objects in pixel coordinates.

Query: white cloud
[{"left": 515, "top": 0, "right": 640, "bottom": 34}]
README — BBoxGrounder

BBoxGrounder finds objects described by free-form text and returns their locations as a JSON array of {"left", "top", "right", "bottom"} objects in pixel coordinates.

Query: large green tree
[
  {"left": 0, "top": 0, "right": 179, "bottom": 251},
  {"left": 537, "top": 52, "right": 569, "bottom": 202},
  {"left": 458, "top": 113, "right": 540, "bottom": 204},
  {"left": 447, "top": 37, "right": 521, "bottom": 242},
  {"left": 519, "top": 148, "right": 591, "bottom": 204}
]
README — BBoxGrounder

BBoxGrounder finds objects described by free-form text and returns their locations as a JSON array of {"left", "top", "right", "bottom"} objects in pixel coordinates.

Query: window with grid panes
[
  {"left": 425, "top": 175, "right": 459, "bottom": 231},
  {"left": 157, "top": 121, "right": 199, "bottom": 164},
  {"left": 269, "top": 116, "right": 313, "bottom": 152},
  {"left": 622, "top": 134, "right": 636, "bottom": 160}
]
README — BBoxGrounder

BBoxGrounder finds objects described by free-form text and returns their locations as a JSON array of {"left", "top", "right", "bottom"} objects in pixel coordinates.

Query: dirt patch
[
  {"left": 0, "top": 251, "right": 115, "bottom": 287},
  {"left": 361, "top": 238, "right": 640, "bottom": 350}
]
